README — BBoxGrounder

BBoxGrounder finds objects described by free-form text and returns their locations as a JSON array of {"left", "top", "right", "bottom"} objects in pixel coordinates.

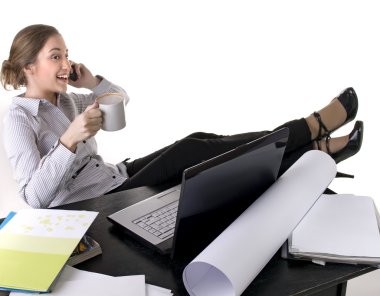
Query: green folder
[{"left": 0, "top": 209, "right": 98, "bottom": 292}]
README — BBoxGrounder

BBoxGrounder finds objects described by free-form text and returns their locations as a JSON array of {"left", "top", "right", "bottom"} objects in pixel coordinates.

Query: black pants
[{"left": 111, "top": 118, "right": 312, "bottom": 192}]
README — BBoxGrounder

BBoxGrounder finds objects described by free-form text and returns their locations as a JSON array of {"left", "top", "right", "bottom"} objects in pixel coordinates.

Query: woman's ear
[
  {"left": 23, "top": 63, "right": 34, "bottom": 75},
  {"left": 22, "top": 64, "right": 34, "bottom": 87}
]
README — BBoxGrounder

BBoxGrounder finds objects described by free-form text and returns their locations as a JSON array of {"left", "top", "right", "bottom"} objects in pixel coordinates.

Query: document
[
  {"left": 183, "top": 150, "right": 337, "bottom": 296},
  {"left": 60, "top": 266, "right": 173, "bottom": 296},
  {"left": 287, "top": 194, "right": 380, "bottom": 265},
  {"left": 10, "top": 265, "right": 172, "bottom": 296},
  {"left": 0, "top": 209, "right": 98, "bottom": 293},
  {"left": 9, "top": 266, "right": 144, "bottom": 296}
]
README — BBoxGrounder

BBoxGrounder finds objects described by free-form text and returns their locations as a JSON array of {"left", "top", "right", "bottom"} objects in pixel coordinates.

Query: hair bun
[{"left": 2, "top": 59, "right": 13, "bottom": 71}]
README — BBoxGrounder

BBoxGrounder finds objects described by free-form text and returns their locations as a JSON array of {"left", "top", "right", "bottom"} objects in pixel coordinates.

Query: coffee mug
[{"left": 96, "top": 93, "right": 126, "bottom": 131}]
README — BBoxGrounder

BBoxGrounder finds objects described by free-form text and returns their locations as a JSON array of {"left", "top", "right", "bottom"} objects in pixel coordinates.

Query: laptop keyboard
[{"left": 132, "top": 201, "right": 179, "bottom": 240}]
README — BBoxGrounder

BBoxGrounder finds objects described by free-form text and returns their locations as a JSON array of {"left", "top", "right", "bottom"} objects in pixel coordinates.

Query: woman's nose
[{"left": 63, "top": 59, "right": 71, "bottom": 71}]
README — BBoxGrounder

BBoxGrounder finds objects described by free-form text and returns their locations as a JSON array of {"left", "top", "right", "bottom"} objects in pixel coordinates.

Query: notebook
[{"left": 107, "top": 128, "right": 288, "bottom": 261}]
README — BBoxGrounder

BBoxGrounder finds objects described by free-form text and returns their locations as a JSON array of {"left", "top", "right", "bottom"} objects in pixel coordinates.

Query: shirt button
[
  {"left": 112, "top": 176, "right": 116, "bottom": 179},
  {"left": 83, "top": 140, "right": 86, "bottom": 144},
  {"left": 96, "top": 164, "right": 99, "bottom": 167}
]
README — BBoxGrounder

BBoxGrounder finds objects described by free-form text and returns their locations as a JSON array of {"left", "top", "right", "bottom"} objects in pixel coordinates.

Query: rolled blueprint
[{"left": 183, "top": 150, "right": 337, "bottom": 296}]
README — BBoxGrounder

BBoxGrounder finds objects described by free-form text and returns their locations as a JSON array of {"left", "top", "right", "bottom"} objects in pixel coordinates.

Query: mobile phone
[{"left": 69, "top": 66, "right": 78, "bottom": 81}]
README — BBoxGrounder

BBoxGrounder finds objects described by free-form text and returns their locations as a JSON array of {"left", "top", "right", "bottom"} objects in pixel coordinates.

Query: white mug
[{"left": 96, "top": 93, "right": 126, "bottom": 131}]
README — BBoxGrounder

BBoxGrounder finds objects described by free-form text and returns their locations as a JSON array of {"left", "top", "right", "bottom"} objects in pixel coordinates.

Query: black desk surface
[{"left": 52, "top": 185, "right": 376, "bottom": 296}]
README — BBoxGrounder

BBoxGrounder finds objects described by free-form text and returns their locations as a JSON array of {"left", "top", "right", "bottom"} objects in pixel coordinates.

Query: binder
[{"left": 282, "top": 194, "right": 380, "bottom": 266}]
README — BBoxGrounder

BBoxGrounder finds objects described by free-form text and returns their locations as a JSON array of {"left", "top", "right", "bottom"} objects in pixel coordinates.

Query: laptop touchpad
[{"left": 158, "top": 190, "right": 180, "bottom": 203}]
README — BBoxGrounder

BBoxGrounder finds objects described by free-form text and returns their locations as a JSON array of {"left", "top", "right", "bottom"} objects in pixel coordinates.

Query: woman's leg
[
  {"left": 263, "top": 88, "right": 360, "bottom": 175},
  {"left": 279, "top": 129, "right": 361, "bottom": 176},
  {"left": 116, "top": 131, "right": 269, "bottom": 190},
  {"left": 274, "top": 118, "right": 311, "bottom": 154},
  {"left": 276, "top": 88, "right": 358, "bottom": 153},
  {"left": 114, "top": 87, "right": 360, "bottom": 191},
  {"left": 305, "top": 87, "right": 358, "bottom": 140},
  {"left": 125, "top": 132, "right": 225, "bottom": 176}
]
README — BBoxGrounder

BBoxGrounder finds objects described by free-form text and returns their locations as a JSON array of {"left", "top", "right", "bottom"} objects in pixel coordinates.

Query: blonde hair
[{"left": 1, "top": 24, "right": 60, "bottom": 90}]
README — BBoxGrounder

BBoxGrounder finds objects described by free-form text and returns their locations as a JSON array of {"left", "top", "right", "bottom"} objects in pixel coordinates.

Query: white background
[
  {"left": 1, "top": 0, "right": 378, "bottom": 204},
  {"left": 0, "top": 1, "right": 379, "bottom": 293}
]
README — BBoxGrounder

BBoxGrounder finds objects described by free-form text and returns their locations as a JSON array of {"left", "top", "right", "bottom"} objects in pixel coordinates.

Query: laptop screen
[{"left": 171, "top": 128, "right": 288, "bottom": 261}]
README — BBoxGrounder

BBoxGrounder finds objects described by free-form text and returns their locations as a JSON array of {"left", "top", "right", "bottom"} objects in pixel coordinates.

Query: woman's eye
[{"left": 51, "top": 55, "right": 60, "bottom": 60}]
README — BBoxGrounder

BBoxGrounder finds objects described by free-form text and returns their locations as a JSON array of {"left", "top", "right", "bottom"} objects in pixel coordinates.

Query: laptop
[{"left": 108, "top": 128, "right": 288, "bottom": 261}]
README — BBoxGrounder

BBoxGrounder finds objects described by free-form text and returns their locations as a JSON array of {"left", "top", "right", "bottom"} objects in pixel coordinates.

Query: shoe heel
[
  {"left": 331, "top": 120, "right": 363, "bottom": 163},
  {"left": 336, "top": 171, "right": 354, "bottom": 178}
]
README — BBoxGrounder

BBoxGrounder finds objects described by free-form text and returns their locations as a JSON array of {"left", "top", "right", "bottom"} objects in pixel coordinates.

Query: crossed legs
[{"left": 111, "top": 87, "right": 362, "bottom": 192}]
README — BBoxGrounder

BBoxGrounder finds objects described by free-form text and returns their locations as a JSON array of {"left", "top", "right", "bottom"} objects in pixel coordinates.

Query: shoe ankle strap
[{"left": 313, "top": 111, "right": 330, "bottom": 140}]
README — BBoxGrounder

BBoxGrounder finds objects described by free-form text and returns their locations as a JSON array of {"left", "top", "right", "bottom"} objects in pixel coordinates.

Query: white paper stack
[
  {"left": 10, "top": 265, "right": 173, "bottom": 296},
  {"left": 288, "top": 194, "right": 380, "bottom": 265}
]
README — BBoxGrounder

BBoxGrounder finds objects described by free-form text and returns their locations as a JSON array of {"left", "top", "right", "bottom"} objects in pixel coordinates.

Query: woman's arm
[
  {"left": 60, "top": 63, "right": 129, "bottom": 152},
  {"left": 3, "top": 110, "right": 76, "bottom": 208},
  {"left": 4, "top": 72, "right": 129, "bottom": 208}
]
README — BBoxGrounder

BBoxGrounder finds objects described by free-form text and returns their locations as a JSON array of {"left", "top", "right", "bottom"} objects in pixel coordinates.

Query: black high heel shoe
[
  {"left": 336, "top": 87, "right": 359, "bottom": 124},
  {"left": 315, "top": 121, "right": 363, "bottom": 179},
  {"left": 313, "top": 87, "right": 359, "bottom": 141},
  {"left": 327, "top": 120, "right": 364, "bottom": 164}
]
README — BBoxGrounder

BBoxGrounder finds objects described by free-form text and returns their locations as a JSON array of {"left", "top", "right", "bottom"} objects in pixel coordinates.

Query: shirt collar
[{"left": 12, "top": 95, "right": 59, "bottom": 116}]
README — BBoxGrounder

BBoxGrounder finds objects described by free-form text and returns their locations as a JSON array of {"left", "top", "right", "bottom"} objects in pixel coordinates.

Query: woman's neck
[{"left": 24, "top": 90, "right": 57, "bottom": 105}]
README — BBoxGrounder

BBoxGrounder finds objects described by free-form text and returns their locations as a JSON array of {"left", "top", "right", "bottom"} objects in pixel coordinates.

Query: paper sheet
[
  {"left": 57, "top": 266, "right": 172, "bottom": 296},
  {"left": 290, "top": 194, "right": 380, "bottom": 259},
  {"left": 36, "top": 277, "right": 145, "bottom": 296},
  {"left": 10, "top": 265, "right": 172, "bottom": 296},
  {"left": 60, "top": 266, "right": 172, "bottom": 295},
  {"left": 183, "top": 150, "right": 337, "bottom": 296},
  {"left": 146, "top": 284, "right": 173, "bottom": 296},
  {"left": 10, "top": 270, "right": 145, "bottom": 296}
]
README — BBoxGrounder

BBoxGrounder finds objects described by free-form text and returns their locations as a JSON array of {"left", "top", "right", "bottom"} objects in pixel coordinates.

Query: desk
[
  {"left": 1, "top": 187, "right": 371, "bottom": 296},
  {"left": 50, "top": 185, "right": 375, "bottom": 296}
]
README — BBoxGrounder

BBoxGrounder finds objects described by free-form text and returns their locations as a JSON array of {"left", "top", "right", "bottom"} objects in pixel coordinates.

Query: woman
[{"left": 1, "top": 24, "right": 363, "bottom": 208}]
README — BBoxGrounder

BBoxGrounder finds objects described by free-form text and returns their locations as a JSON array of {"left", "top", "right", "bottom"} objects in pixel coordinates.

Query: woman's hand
[
  {"left": 68, "top": 61, "right": 101, "bottom": 89},
  {"left": 60, "top": 102, "right": 102, "bottom": 152}
]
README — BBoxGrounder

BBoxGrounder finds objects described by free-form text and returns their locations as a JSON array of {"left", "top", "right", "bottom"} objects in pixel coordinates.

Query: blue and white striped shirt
[{"left": 3, "top": 77, "right": 129, "bottom": 208}]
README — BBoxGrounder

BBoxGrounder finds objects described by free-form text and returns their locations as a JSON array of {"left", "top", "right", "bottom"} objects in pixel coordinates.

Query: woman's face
[{"left": 24, "top": 34, "right": 71, "bottom": 101}]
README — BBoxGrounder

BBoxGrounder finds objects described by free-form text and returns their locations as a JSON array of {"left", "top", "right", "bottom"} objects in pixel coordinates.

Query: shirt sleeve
[
  {"left": 3, "top": 109, "right": 76, "bottom": 208},
  {"left": 3, "top": 77, "right": 129, "bottom": 208},
  {"left": 68, "top": 77, "right": 130, "bottom": 113}
]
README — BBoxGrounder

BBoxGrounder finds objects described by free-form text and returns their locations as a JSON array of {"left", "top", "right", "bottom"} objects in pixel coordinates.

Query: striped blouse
[{"left": 3, "top": 77, "right": 130, "bottom": 208}]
